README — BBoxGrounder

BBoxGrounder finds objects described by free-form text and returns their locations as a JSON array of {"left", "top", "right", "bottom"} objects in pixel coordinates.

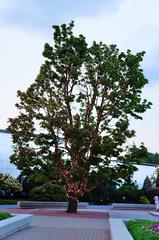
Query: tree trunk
[{"left": 67, "top": 197, "right": 77, "bottom": 213}]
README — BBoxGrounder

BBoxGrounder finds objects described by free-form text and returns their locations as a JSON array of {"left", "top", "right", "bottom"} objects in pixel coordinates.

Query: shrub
[
  {"left": 139, "top": 196, "right": 150, "bottom": 204},
  {"left": 118, "top": 183, "right": 143, "bottom": 203},
  {"left": 0, "top": 174, "right": 22, "bottom": 198},
  {"left": 30, "top": 182, "right": 67, "bottom": 201},
  {"left": 144, "top": 188, "right": 159, "bottom": 203}
]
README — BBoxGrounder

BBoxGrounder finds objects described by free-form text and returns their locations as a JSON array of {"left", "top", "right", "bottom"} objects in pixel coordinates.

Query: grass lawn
[
  {"left": 126, "top": 219, "right": 159, "bottom": 240},
  {"left": 0, "top": 212, "right": 12, "bottom": 220}
]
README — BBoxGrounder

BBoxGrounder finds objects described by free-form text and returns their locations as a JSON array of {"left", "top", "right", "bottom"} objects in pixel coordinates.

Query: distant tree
[
  {"left": 143, "top": 176, "right": 152, "bottom": 189},
  {"left": 124, "top": 143, "right": 148, "bottom": 164},
  {"left": 8, "top": 22, "right": 151, "bottom": 212},
  {"left": 125, "top": 144, "right": 159, "bottom": 165},
  {"left": 118, "top": 182, "right": 142, "bottom": 203},
  {"left": 147, "top": 169, "right": 158, "bottom": 188},
  {"left": 119, "top": 164, "right": 138, "bottom": 185},
  {"left": 119, "top": 143, "right": 149, "bottom": 184},
  {"left": 144, "top": 152, "right": 159, "bottom": 165},
  {"left": 155, "top": 170, "right": 159, "bottom": 187},
  {"left": 0, "top": 174, "right": 22, "bottom": 197}
]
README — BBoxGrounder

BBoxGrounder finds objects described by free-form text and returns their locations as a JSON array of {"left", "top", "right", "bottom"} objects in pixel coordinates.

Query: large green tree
[{"left": 8, "top": 22, "right": 151, "bottom": 212}]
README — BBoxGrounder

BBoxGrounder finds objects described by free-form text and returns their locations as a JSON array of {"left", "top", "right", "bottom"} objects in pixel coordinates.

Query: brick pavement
[
  {"left": 2, "top": 210, "right": 110, "bottom": 240},
  {"left": 33, "top": 209, "right": 108, "bottom": 219},
  {"left": 0, "top": 208, "right": 108, "bottom": 219}
]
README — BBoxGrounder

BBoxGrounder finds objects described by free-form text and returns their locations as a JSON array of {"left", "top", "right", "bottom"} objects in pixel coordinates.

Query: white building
[{"left": 0, "top": 129, "right": 19, "bottom": 177}]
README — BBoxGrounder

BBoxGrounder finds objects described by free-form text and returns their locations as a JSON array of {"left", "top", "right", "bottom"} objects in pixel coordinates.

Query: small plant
[
  {"left": 152, "top": 224, "right": 159, "bottom": 232},
  {"left": 139, "top": 196, "right": 150, "bottom": 204},
  {"left": 0, "top": 212, "right": 12, "bottom": 220}
]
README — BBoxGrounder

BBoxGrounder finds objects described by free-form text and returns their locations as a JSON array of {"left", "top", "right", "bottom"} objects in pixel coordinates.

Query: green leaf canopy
[{"left": 8, "top": 21, "right": 151, "bottom": 201}]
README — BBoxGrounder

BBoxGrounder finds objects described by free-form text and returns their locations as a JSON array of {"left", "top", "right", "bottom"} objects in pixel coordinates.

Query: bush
[
  {"left": 139, "top": 196, "right": 150, "bottom": 204},
  {"left": 144, "top": 188, "right": 159, "bottom": 203},
  {"left": 0, "top": 174, "right": 22, "bottom": 198},
  {"left": 30, "top": 182, "right": 67, "bottom": 201},
  {"left": 117, "top": 183, "right": 143, "bottom": 203}
]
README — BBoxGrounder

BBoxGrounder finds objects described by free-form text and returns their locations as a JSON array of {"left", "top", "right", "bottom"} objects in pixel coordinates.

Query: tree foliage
[
  {"left": 143, "top": 152, "right": 159, "bottom": 165},
  {"left": 125, "top": 143, "right": 159, "bottom": 165},
  {"left": 8, "top": 22, "right": 151, "bottom": 212},
  {"left": 118, "top": 182, "right": 143, "bottom": 203},
  {"left": 123, "top": 143, "right": 148, "bottom": 164},
  {"left": 0, "top": 174, "right": 22, "bottom": 196},
  {"left": 155, "top": 171, "right": 159, "bottom": 188},
  {"left": 30, "top": 182, "right": 66, "bottom": 201},
  {"left": 143, "top": 176, "right": 153, "bottom": 189}
]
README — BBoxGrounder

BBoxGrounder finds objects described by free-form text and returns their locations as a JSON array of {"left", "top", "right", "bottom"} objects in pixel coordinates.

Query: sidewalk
[
  {"left": 2, "top": 210, "right": 110, "bottom": 240},
  {"left": 110, "top": 209, "right": 159, "bottom": 221},
  {"left": 2, "top": 205, "right": 159, "bottom": 240}
]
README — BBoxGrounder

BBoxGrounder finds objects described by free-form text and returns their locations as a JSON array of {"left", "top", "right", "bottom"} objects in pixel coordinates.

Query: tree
[
  {"left": 142, "top": 152, "right": 159, "bottom": 165},
  {"left": 143, "top": 176, "right": 152, "bottom": 190},
  {"left": 0, "top": 174, "right": 22, "bottom": 197},
  {"left": 8, "top": 22, "right": 151, "bottom": 212},
  {"left": 125, "top": 143, "right": 159, "bottom": 165},
  {"left": 30, "top": 182, "right": 66, "bottom": 201},
  {"left": 123, "top": 143, "right": 148, "bottom": 164},
  {"left": 155, "top": 171, "right": 159, "bottom": 187},
  {"left": 118, "top": 182, "right": 143, "bottom": 203}
]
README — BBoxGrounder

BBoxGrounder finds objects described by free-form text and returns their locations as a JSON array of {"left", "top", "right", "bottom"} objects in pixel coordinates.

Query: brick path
[
  {"left": 2, "top": 209, "right": 110, "bottom": 240},
  {"left": 0, "top": 208, "right": 108, "bottom": 219}
]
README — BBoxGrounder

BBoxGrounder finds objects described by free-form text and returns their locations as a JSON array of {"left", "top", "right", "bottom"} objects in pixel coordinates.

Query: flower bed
[{"left": 126, "top": 219, "right": 159, "bottom": 240}]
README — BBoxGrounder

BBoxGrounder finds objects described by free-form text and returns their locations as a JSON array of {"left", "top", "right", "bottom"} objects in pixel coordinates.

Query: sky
[
  {"left": 0, "top": 131, "right": 19, "bottom": 177},
  {"left": 0, "top": 0, "right": 159, "bottom": 153}
]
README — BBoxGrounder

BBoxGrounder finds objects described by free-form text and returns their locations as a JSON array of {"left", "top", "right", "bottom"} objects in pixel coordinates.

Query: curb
[
  {"left": 0, "top": 214, "right": 33, "bottom": 239},
  {"left": 109, "top": 218, "right": 133, "bottom": 240}
]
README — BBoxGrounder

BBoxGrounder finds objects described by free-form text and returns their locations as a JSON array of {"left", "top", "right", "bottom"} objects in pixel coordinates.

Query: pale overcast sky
[{"left": 0, "top": 0, "right": 158, "bottom": 153}]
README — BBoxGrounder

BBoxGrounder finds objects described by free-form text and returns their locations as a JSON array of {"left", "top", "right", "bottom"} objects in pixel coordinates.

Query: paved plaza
[
  {"left": 1, "top": 209, "right": 110, "bottom": 240},
  {"left": 1, "top": 205, "right": 159, "bottom": 240}
]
